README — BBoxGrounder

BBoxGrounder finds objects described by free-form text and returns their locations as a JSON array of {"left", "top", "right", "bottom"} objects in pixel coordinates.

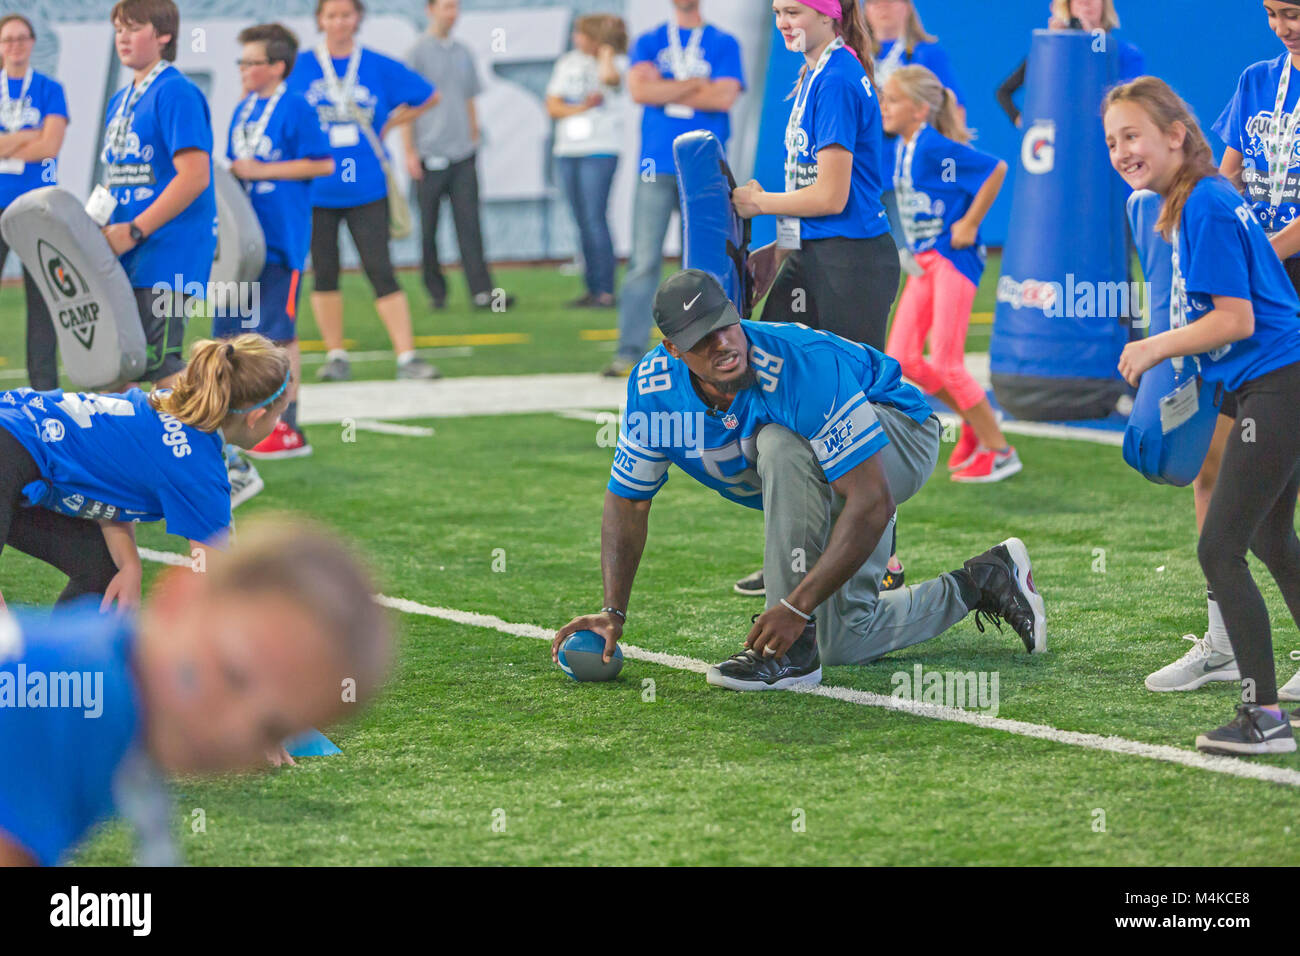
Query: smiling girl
[{"left": 1106, "top": 77, "right": 1300, "bottom": 755}]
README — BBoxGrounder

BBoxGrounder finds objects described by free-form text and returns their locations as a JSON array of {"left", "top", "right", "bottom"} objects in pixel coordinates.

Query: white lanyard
[
  {"left": 1270, "top": 60, "right": 1300, "bottom": 210},
  {"left": 894, "top": 124, "right": 925, "bottom": 249},
  {"left": 784, "top": 37, "right": 843, "bottom": 191},
  {"left": 667, "top": 25, "right": 704, "bottom": 79},
  {"left": 0, "top": 68, "right": 33, "bottom": 132},
  {"left": 232, "top": 83, "right": 285, "bottom": 159},
  {"left": 315, "top": 43, "right": 362, "bottom": 111},
  {"left": 875, "top": 40, "right": 906, "bottom": 86},
  {"left": 1168, "top": 225, "right": 1200, "bottom": 376},
  {"left": 110, "top": 60, "right": 169, "bottom": 156}
]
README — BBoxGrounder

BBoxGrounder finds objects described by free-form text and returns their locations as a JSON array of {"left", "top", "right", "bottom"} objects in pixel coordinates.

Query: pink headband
[{"left": 800, "top": 0, "right": 844, "bottom": 17}]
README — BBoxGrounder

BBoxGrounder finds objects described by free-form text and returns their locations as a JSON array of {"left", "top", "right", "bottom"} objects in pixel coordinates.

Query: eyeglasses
[
  {"left": 236, "top": 58, "right": 271, "bottom": 67},
  {"left": 0, "top": 36, "right": 34, "bottom": 46}
]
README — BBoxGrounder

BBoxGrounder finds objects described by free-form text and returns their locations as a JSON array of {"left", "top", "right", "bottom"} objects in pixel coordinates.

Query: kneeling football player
[{"left": 552, "top": 270, "right": 1046, "bottom": 690}]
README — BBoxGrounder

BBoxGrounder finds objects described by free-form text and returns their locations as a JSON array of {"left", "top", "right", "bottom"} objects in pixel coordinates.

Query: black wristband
[
  {"left": 128, "top": 221, "right": 146, "bottom": 244},
  {"left": 602, "top": 607, "right": 626, "bottom": 622}
]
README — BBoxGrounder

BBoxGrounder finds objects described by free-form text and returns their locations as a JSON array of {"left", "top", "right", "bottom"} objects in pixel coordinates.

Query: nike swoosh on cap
[{"left": 684, "top": 293, "right": 703, "bottom": 310}]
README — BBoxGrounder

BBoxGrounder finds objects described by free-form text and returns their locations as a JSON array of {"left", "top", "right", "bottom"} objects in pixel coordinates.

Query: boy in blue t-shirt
[
  {"left": 0, "top": 522, "right": 391, "bottom": 866},
  {"left": 216, "top": 23, "right": 334, "bottom": 460},
  {"left": 100, "top": 0, "right": 218, "bottom": 389}
]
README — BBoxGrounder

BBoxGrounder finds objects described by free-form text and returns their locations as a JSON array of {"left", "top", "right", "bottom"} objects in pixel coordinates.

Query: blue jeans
[
  {"left": 616, "top": 173, "right": 681, "bottom": 363},
  {"left": 557, "top": 154, "right": 618, "bottom": 297}
]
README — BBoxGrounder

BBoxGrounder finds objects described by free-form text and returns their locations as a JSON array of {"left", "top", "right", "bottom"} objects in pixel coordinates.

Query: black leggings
[
  {"left": 310, "top": 197, "right": 400, "bottom": 299},
  {"left": 1199, "top": 360, "right": 1300, "bottom": 705},
  {"left": 0, "top": 427, "right": 118, "bottom": 603},
  {"left": 760, "top": 233, "right": 900, "bottom": 351}
]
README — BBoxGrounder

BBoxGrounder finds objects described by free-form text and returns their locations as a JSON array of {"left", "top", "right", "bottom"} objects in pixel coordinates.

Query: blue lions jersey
[
  {"left": 0, "top": 387, "right": 231, "bottom": 544},
  {"left": 1173, "top": 177, "right": 1300, "bottom": 392},
  {"left": 609, "top": 321, "right": 932, "bottom": 509},
  {"left": 0, "top": 603, "right": 143, "bottom": 866}
]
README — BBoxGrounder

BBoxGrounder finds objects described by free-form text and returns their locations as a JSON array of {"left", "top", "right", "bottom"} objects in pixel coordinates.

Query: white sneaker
[
  {"left": 1144, "top": 633, "right": 1239, "bottom": 692},
  {"left": 228, "top": 459, "right": 264, "bottom": 509},
  {"left": 1279, "top": 666, "right": 1300, "bottom": 703}
]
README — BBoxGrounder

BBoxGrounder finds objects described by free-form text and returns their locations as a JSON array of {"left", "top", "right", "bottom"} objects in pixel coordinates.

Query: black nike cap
[{"left": 652, "top": 269, "right": 741, "bottom": 352}]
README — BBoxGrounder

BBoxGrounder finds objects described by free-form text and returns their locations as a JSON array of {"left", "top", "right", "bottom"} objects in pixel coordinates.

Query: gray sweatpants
[{"left": 758, "top": 405, "right": 970, "bottom": 665}]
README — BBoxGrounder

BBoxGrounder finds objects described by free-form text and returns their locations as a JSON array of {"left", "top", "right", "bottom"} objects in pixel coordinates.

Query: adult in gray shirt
[{"left": 405, "top": 0, "right": 513, "bottom": 311}]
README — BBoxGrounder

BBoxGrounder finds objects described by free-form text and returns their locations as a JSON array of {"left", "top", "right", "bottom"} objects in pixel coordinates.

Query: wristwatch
[{"left": 128, "top": 221, "right": 146, "bottom": 244}]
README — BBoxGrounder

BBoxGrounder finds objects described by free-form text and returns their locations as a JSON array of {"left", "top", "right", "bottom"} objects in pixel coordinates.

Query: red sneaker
[
  {"left": 947, "top": 422, "right": 979, "bottom": 472},
  {"left": 952, "top": 447, "right": 1022, "bottom": 484},
  {"left": 246, "top": 421, "right": 313, "bottom": 460}
]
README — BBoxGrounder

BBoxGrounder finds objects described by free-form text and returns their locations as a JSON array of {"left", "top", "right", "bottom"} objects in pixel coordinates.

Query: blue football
[{"left": 558, "top": 630, "right": 624, "bottom": 682}]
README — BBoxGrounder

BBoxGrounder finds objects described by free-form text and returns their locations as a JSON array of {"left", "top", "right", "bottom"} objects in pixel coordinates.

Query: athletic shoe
[
  {"left": 1279, "top": 667, "right": 1300, "bottom": 703},
  {"left": 947, "top": 422, "right": 979, "bottom": 472},
  {"left": 1144, "top": 633, "right": 1240, "bottom": 692},
  {"left": 246, "top": 421, "right": 313, "bottom": 461},
  {"left": 952, "top": 447, "right": 1022, "bottom": 483},
  {"left": 317, "top": 356, "right": 351, "bottom": 382},
  {"left": 228, "top": 458, "right": 264, "bottom": 509},
  {"left": 734, "top": 569, "right": 765, "bottom": 597},
  {"left": 881, "top": 564, "right": 905, "bottom": 591},
  {"left": 601, "top": 358, "right": 634, "bottom": 378},
  {"left": 567, "top": 294, "right": 596, "bottom": 308},
  {"left": 706, "top": 619, "right": 822, "bottom": 691},
  {"left": 1195, "top": 704, "right": 1296, "bottom": 756},
  {"left": 397, "top": 356, "right": 441, "bottom": 380},
  {"left": 590, "top": 293, "right": 616, "bottom": 308},
  {"left": 963, "top": 537, "right": 1046, "bottom": 653}
]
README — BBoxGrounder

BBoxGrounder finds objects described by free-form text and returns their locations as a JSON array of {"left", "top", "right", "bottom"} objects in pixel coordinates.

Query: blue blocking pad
[
  {"left": 1122, "top": 190, "right": 1222, "bottom": 487},
  {"left": 557, "top": 630, "right": 624, "bottom": 682},
  {"left": 673, "top": 130, "right": 751, "bottom": 317}
]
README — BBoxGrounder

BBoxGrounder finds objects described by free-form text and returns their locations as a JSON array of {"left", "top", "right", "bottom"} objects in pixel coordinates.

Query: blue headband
[{"left": 229, "top": 370, "right": 291, "bottom": 415}]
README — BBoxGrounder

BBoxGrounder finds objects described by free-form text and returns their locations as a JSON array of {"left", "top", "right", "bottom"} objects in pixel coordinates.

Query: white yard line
[
  {"left": 133, "top": 547, "right": 1300, "bottom": 789},
  {"left": 353, "top": 420, "right": 436, "bottom": 437}
]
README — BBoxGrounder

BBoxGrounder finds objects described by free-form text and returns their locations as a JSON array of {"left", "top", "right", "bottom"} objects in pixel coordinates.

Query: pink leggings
[{"left": 885, "top": 249, "right": 985, "bottom": 412}]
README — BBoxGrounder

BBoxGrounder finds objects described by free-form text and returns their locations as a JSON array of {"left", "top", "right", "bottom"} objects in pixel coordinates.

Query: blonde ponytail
[
  {"left": 149, "top": 334, "right": 291, "bottom": 432},
  {"left": 891, "top": 65, "right": 973, "bottom": 144},
  {"left": 1104, "top": 77, "right": 1218, "bottom": 241}
]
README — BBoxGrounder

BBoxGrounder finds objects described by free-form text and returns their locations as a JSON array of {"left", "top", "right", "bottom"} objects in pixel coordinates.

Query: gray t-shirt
[{"left": 407, "top": 33, "right": 483, "bottom": 165}]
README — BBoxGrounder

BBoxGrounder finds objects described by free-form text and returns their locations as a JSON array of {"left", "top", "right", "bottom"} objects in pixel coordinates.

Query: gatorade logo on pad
[
  {"left": 37, "top": 239, "right": 102, "bottom": 352},
  {"left": 1021, "top": 121, "right": 1056, "bottom": 176}
]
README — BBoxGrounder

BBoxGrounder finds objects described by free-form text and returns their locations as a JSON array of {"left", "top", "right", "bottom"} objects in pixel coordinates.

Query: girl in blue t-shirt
[
  {"left": 288, "top": 0, "right": 440, "bottom": 384},
  {"left": 1106, "top": 77, "right": 1300, "bottom": 755},
  {"left": 733, "top": 0, "right": 898, "bottom": 351},
  {"left": 862, "top": 0, "right": 965, "bottom": 275},
  {"left": 0, "top": 14, "right": 68, "bottom": 392},
  {"left": 0, "top": 335, "right": 292, "bottom": 613},
  {"left": 881, "top": 66, "right": 1016, "bottom": 486}
]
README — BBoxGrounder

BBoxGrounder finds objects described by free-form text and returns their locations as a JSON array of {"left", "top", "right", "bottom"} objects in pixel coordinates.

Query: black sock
[
  {"left": 949, "top": 568, "right": 981, "bottom": 611},
  {"left": 283, "top": 400, "right": 298, "bottom": 431}
]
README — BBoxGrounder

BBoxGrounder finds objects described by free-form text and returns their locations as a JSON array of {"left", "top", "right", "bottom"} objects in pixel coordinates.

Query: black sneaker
[
  {"left": 881, "top": 565, "right": 905, "bottom": 591},
  {"left": 963, "top": 537, "right": 1046, "bottom": 653},
  {"left": 1196, "top": 704, "right": 1296, "bottom": 755},
  {"left": 734, "top": 569, "right": 765, "bottom": 597},
  {"left": 567, "top": 294, "right": 595, "bottom": 308},
  {"left": 706, "top": 618, "right": 822, "bottom": 691}
]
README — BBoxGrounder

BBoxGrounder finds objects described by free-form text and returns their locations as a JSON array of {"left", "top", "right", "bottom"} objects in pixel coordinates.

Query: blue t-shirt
[
  {"left": 226, "top": 90, "right": 332, "bottom": 270},
  {"left": 630, "top": 24, "right": 745, "bottom": 172},
  {"left": 0, "top": 604, "right": 142, "bottom": 866},
  {"left": 0, "top": 70, "right": 67, "bottom": 208},
  {"left": 895, "top": 124, "right": 1001, "bottom": 285},
  {"left": 790, "top": 45, "right": 888, "bottom": 241},
  {"left": 288, "top": 48, "right": 434, "bottom": 209},
  {"left": 102, "top": 65, "right": 218, "bottom": 289},
  {"left": 0, "top": 387, "right": 231, "bottom": 543},
  {"left": 1171, "top": 177, "right": 1300, "bottom": 391},
  {"left": 609, "top": 321, "right": 932, "bottom": 508},
  {"left": 1214, "top": 53, "right": 1300, "bottom": 252},
  {"left": 876, "top": 39, "right": 964, "bottom": 188}
]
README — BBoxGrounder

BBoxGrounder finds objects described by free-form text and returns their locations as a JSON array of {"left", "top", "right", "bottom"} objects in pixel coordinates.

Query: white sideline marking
[
  {"left": 134, "top": 545, "right": 1300, "bottom": 789},
  {"left": 354, "top": 420, "right": 435, "bottom": 437},
  {"left": 299, "top": 347, "right": 474, "bottom": 363}
]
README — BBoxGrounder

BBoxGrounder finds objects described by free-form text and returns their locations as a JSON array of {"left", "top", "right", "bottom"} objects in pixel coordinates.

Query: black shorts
[{"left": 133, "top": 287, "right": 191, "bottom": 381}]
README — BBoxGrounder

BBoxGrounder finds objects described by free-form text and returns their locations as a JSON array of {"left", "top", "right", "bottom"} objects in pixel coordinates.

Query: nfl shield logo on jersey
[{"left": 722, "top": 412, "right": 739, "bottom": 430}]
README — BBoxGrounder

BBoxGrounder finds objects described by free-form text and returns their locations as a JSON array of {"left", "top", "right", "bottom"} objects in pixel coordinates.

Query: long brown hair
[
  {"left": 889, "top": 65, "right": 971, "bottom": 143},
  {"left": 870, "top": 1, "right": 937, "bottom": 57},
  {"left": 149, "top": 334, "right": 291, "bottom": 433},
  {"left": 110, "top": 0, "right": 179, "bottom": 62},
  {"left": 790, "top": 1, "right": 876, "bottom": 98},
  {"left": 1104, "top": 77, "right": 1218, "bottom": 241}
]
